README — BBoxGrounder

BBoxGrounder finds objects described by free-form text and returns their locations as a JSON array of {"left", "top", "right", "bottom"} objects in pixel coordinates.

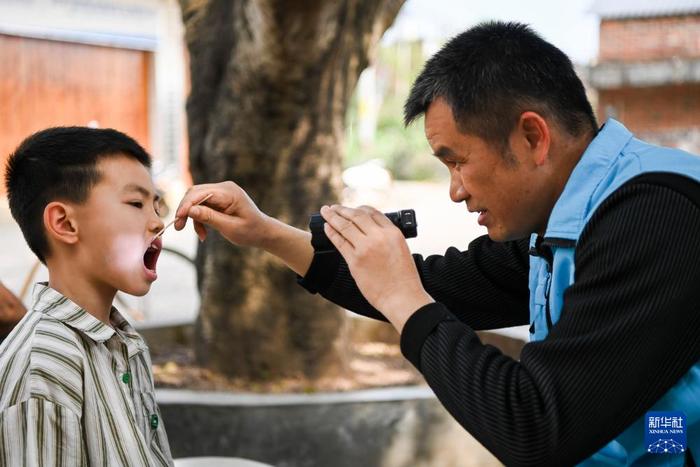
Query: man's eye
[{"left": 128, "top": 201, "right": 144, "bottom": 209}]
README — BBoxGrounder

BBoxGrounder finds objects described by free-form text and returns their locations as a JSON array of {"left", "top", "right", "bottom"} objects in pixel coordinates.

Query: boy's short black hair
[
  {"left": 5, "top": 127, "right": 151, "bottom": 264},
  {"left": 404, "top": 21, "right": 598, "bottom": 153}
]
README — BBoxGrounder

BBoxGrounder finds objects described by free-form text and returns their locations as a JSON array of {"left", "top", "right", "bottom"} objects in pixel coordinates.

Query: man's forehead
[
  {"left": 425, "top": 100, "right": 460, "bottom": 147},
  {"left": 425, "top": 97, "right": 457, "bottom": 124}
]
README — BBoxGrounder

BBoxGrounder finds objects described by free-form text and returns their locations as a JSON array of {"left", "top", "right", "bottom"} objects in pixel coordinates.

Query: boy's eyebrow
[{"left": 123, "top": 184, "right": 160, "bottom": 202}]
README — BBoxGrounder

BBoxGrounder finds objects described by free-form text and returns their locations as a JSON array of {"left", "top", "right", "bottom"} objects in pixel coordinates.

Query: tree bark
[{"left": 180, "top": 0, "right": 404, "bottom": 379}]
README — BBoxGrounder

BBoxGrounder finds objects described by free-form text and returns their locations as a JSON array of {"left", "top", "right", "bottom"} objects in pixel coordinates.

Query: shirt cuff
[
  {"left": 400, "top": 302, "right": 454, "bottom": 371},
  {"left": 296, "top": 251, "right": 341, "bottom": 294}
]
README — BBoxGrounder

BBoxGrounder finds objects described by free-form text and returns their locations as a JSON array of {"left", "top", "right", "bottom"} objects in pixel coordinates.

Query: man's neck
[
  {"left": 536, "top": 131, "right": 596, "bottom": 237},
  {"left": 46, "top": 260, "right": 116, "bottom": 325},
  {"left": 554, "top": 131, "right": 595, "bottom": 194}
]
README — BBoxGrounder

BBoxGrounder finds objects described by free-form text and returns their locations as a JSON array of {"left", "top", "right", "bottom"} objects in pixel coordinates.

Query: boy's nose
[{"left": 149, "top": 216, "right": 165, "bottom": 234}]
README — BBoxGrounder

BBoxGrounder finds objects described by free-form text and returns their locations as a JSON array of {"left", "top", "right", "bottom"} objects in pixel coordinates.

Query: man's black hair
[
  {"left": 5, "top": 127, "right": 151, "bottom": 264},
  {"left": 404, "top": 21, "right": 598, "bottom": 151}
]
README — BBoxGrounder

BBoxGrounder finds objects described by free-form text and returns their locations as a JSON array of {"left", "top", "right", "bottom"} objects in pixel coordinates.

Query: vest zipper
[
  {"left": 529, "top": 235, "right": 556, "bottom": 334},
  {"left": 538, "top": 237, "right": 575, "bottom": 334}
]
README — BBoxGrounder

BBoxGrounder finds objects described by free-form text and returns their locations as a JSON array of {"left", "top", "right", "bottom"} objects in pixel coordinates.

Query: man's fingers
[
  {"left": 322, "top": 205, "right": 384, "bottom": 246},
  {"left": 323, "top": 222, "right": 353, "bottom": 258},
  {"left": 194, "top": 222, "right": 207, "bottom": 242},
  {"left": 357, "top": 205, "right": 395, "bottom": 229},
  {"left": 174, "top": 188, "right": 204, "bottom": 230},
  {"left": 320, "top": 205, "right": 365, "bottom": 244},
  {"left": 174, "top": 183, "right": 235, "bottom": 230},
  {"left": 188, "top": 205, "right": 231, "bottom": 236},
  {"left": 331, "top": 205, "right": 380, "bottom": 234},
  {"left": 175, "top": 186, "right": 210, "bottom": 219}
]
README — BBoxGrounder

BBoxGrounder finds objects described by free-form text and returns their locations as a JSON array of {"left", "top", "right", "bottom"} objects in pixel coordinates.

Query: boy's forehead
[{"left": 96, "top": 155, "right": 155, "bottom": 194}]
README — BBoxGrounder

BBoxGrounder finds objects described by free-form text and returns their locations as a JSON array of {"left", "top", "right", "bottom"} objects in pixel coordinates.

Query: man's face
[
  {"left": 424, "top": 98, "right": 549, "bottom": 241},
  {"left": 73, "top": 155, "right": 164, "bottom": 296}
]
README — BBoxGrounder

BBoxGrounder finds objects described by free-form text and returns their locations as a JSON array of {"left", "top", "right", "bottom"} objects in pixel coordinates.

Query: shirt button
[
  {"left": 150, "top": 414, "right": 159, "bottom": 429},
  {"left": 122, "top": 372, "right": 131, "bottom": 384}
]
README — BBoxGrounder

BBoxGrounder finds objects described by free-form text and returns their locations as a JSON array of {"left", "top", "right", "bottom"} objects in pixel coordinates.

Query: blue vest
[{"left": 528, "top": 119, "right": 700, "bottom": 466}]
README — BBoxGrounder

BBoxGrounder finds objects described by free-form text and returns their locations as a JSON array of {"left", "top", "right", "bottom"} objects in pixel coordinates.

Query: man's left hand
[{"left": 320, "top": 205, "right": 434, "bottom": 333}]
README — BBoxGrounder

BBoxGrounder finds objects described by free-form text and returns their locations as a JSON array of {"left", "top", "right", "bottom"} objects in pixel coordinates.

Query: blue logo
[{"left": 645, "top": 411, "right": 686, "bottom": 454}]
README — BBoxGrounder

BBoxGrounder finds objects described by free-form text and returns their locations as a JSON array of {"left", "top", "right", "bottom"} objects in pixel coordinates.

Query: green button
[
  {"left": 150, "top": 414, "right": 159, "bottom": 429},
  {"left": 122, "top": 372, "right": 131, "bottom": 384}
]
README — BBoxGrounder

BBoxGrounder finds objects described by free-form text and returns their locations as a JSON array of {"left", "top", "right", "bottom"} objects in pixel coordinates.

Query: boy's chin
[
  {"left": 119, "top": 281, "right": 153, "bottom": 297},
  {"left": 126, "top": 288, "right": 150, "bottom": 297}
]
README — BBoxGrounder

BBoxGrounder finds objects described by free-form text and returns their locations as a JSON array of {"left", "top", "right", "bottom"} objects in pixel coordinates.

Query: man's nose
[{"left": 449, "top": 173, "right": 468, "bottom": 203}]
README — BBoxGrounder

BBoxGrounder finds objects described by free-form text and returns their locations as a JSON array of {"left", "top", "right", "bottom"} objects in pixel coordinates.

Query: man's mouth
[
  {"left": 469, "top": 208, "right": 488, "bottom": 225},
  {"left": 143, "top": 237, "right": 162, "bottom": 273}
]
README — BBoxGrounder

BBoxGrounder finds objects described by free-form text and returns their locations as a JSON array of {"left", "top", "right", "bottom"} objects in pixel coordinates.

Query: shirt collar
[
  {"left": 543, "top": 118, "right": 634, "bottom": 240},
  {"left": 32, "top": 282, "right": 142, "bottom": 349},
  {"left": 109, "top": 306, "right": 149, "bottom": 359}
]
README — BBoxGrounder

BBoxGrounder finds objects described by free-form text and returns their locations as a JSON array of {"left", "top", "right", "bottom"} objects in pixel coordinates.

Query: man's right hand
[
  {"left": 174, "top": 181, "right": 272, "bottom": 246},
  {"left": 173, "top": 181, "right": 314, "bottom": 276}
]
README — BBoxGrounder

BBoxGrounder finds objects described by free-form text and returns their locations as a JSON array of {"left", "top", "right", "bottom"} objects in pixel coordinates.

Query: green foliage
[{"left": 344, "top": 41, "right": 447, "bottom": 181}]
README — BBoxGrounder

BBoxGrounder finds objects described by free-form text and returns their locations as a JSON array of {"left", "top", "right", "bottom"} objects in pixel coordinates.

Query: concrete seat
[{"left": 174, "top": 457, "right": 273, "bottom": 467}]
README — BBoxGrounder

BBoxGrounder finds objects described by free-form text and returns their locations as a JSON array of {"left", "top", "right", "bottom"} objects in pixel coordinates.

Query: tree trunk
[{"left": 180, "top": 0, "right": 404, "bottom": 379}]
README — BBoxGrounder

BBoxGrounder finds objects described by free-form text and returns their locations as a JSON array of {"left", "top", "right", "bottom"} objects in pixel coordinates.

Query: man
[{"left": 175, "top": 22, "right": 699, "bottom": 466}]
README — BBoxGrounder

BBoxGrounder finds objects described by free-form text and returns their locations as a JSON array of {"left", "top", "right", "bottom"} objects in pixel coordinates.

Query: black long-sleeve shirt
[{"left": 298, "top": 174, "right": 700, "bottom": 466}]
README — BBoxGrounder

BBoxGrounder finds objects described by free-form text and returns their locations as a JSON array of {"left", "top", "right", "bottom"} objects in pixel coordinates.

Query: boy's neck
[{"left": 47, "top": 267, "right": 116, "bottom": 326}]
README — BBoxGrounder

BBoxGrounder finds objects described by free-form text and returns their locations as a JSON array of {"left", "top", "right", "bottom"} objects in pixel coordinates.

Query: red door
[{"left": 0, "top": 34, "right": 151, "bottom": 194}]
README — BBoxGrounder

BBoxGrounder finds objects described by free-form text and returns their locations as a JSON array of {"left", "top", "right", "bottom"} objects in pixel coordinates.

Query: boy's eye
[{"left": 128, "top": 201, "right": 144, "bottom": 209}]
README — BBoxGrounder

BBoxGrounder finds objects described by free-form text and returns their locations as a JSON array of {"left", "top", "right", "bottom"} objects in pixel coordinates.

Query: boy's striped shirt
[{"left": 0, "top": 283, "right": 173, "bottom": 466}]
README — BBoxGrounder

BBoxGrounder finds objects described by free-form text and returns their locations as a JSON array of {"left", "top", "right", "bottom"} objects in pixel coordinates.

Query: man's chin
[
  {"left": 487, "top": 226, "right": 530, "bottom": 243},
  {"left": 486, "top": 228, "right": 519, "bottom": 243},
  {"left": 486, "top": 230, "right": 506, "bottom": 243}
]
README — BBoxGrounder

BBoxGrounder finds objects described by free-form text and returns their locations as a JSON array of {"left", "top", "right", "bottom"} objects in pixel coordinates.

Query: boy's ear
[{"left": 43, "top": 202, "right": 79, "bottom": 246}]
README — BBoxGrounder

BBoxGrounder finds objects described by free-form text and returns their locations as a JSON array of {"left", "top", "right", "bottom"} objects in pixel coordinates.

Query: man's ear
[
  {"left": 516, "top": 111, "right": 550, "bottom": 166},
  {"left": 43, "top": 202, "right": 79, "bottom": 246}
]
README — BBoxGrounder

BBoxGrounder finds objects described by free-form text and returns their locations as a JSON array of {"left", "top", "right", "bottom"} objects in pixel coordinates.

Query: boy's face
[{"left": 72, "top": 154, "right": 164, "bottom": 297}]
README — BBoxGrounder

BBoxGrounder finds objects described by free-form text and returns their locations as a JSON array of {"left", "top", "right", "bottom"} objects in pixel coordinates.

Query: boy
[{"left": 1, "top": 127, "right": 173, "bottom": 466}]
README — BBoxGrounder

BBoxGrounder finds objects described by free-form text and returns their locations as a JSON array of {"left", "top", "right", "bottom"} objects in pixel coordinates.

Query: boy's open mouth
[{"left": 144, "top": 237, "right": 162, "bottom": 272}]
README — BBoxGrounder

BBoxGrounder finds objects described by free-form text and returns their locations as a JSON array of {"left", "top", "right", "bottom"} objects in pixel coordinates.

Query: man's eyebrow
[
  {"left": 432, "top": 146, "right": 458, "bottom": 159},
  {"left": 123, "top": 184, "right": 160, "bottom": 202}
]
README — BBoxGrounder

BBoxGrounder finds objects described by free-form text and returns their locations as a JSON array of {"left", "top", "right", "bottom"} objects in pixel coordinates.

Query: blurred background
[
  {"left": 4, "top": 0, "right": 700, "bottom": 318},
  {"left": 0, "top": 0, "right": 700, "bottom": 466}
]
